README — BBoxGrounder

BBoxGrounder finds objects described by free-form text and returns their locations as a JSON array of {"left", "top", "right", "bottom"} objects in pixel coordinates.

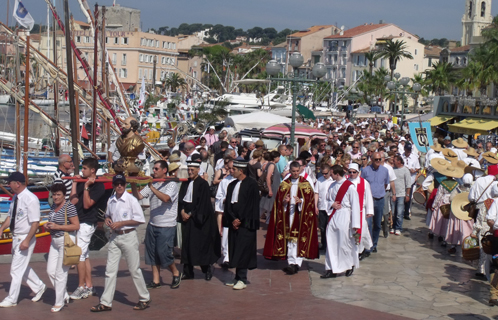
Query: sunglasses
[
  {"left": 353, "top": 147, "right": 358, "bottom": 149},
  {"left": 322, "top": 171, "right": 330, "bottom": 175},
  {"left": 114, "top": 182, "right": 126, "bottom": 187},
  {"left": 373, "top": 158, "right": 381, "bottom": 161},
  {"left": 348, "top": 171, "right": 358, "bottom": 174},
  {"left": 153, "top": 167, "right": 161, "bottom": 171},
  {"left": 361, "top": 158, "right": 367, "bottom": 161}
]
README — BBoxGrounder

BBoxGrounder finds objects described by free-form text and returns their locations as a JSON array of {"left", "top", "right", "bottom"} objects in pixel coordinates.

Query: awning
[
  {"left": 447, "top": 118, "right": 498, "bottom": 135},
  {"left": 430, "top": 115, "right": 454, "bottom": 127}
]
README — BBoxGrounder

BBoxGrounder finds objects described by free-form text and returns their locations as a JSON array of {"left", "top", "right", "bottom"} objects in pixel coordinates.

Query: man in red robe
[{"left": 263, "top": 160, "right": 319, "bottom": 275}]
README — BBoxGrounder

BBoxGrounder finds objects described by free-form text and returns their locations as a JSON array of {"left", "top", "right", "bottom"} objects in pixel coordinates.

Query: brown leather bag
[{"left": 465, "top": 181, "right": 495, "bottom": 221}]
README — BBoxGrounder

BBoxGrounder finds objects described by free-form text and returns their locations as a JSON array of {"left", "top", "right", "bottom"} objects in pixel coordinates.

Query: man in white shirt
[
  {"left": 92, "top": 174, "right": 150, "bottom": 312},
  {"left": 314, "top": 164, "right": 334, "bottom": 251},
  {"left": 215, "top": 169, "right": 236, "bottom": 267},
  {"left": 131, "top": 160, "right": 181, "bottom": 290},
  {"left": 401, "top": 143, "right": 420, "bottom": 220},
  {"left": 0, "top": 172, "right": 46, "bottom": 308},
  {"left": 382, "top": 152, "right": 397, "bottom": 238}
]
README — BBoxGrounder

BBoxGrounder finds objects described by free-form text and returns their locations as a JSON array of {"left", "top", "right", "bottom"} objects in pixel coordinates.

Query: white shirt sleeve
[{"left": 130, "top": 196, "right": 146, "bottom": 224}]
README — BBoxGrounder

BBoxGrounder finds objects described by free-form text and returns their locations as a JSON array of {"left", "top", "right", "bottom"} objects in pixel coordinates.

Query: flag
[
  {"left": 81, "top": 125, "right": 89, "bottom": 140},
  {"left": 138, "top": 77, "right": 146, "bottom": 108},
  {"left": 13, "top": 0, "right": 34, "bottom": 31}
]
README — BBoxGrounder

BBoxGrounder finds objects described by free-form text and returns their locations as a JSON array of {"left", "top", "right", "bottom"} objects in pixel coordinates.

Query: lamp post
[
  {"left": 385, "top": 72, "right": 421, "bottom": 128},
  {"left": 266, "top": 52, "right": 326, "bottom": 150}
]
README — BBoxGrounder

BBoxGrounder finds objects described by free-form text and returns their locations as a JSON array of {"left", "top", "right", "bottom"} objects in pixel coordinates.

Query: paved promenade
[{"left": 0, "top": 204, "right": 495, "bottom": 319}]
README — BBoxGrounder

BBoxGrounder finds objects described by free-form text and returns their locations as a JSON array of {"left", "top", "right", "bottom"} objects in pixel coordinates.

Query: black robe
[
  {"left": 178, "top": 176, "right": 221, "bottom": 266},
  {"left": 223, "top": 177, "right": 260, "bottom": 270}
]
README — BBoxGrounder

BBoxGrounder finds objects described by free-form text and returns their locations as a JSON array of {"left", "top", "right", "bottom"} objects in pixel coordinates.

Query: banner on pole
[{"left": 409, "top": 121, "right": 433, "bottom": 153}]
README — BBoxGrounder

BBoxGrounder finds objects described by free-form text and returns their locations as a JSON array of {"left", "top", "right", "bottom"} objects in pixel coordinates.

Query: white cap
[
  {"left": 209, "top": 126, "right": 215, "bottom": 130},
  {"left": 462, "top": 173, "right": 473, "bottom": 185},
  {"left": 400, "top": 137, "right": 406, "bottom": 141},
  {"left": 349, "top": 163, "right": 360, "bottom": 172},
  {"left": 492, "top": 147, "right": 498, "bottom": 154}
]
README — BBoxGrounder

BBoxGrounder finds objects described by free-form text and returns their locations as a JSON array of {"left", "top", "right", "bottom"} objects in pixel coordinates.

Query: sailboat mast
[
  {"left": 64, "top": 0, "right": 79, "bottom": 165},
  {"left": 15, "top": 30, "right": 20, "bottom": 171},
  {"left": 53, "top": 4, "right": 59, "bottom": 156},
  {"left": 101, "top": 6, "right": 108, "bottom": 153},
  {"left": 23, "top": 34, "right": 30, "bottom": 183},
  {"left": 91, "top": 4, "right": 98, "bottom": 153}
]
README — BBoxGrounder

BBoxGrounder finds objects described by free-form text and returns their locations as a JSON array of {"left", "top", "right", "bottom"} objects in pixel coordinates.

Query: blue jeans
[
  {"left": 367, "top": 198, "right": 385, "bottom": 251},
  {"left": 392, "top": 197, "right": 405, "bottom": 231}
]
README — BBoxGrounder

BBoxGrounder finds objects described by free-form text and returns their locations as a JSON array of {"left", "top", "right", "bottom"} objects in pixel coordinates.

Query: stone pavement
[
  {"left": 309, "top": 203, "right": 498, "bottom": 320},
  {"left": 0, "top": 203, "right": 496, "bottom": 319}
]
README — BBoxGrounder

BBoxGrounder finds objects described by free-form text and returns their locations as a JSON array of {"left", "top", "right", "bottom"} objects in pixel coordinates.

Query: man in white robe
[
  {"left": 348, "top": 163, "right": 373, "bottom": 257},
  {"left": 214, "top": 169, "right": 235, "bottom": 267},
  {"left": 321, "top": 164, "right": 361, "bottom": 278}
]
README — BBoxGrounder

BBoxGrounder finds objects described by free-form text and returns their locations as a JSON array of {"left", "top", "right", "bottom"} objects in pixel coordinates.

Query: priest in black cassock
[
  {"left": 178, "top": 154, "right": 221, "bottom": 281},
  {"left": 223, "top": 158, "right": 260, "bottom": 290}
]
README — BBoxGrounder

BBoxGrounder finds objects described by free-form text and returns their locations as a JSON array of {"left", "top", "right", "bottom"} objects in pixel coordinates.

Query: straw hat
[
  {"left": 455, "top": 160, "right": 467, "bottom": 170},
  {"left": 439, "top": 165, "right": 464, "bottom": 179},
  {"left": 464, "top": 147, "right": 479, "bottom": 158},
  {"left": 431, "top": 144, "right": 443, "bottom": 152},
  {"left": 442, "top": 149, "right": 458, "bottom": 161},
  {"left": 169, "top": 154, "right": 181, "bottom": 163},
  {"left": 168, "top": 162, "right": 180, "bottom": 173},
  {"left": 451, "top": 192, "right": 473, "bottom": 221},
  {"left": 452, "top": 137, "right": 468, "bottom": 149},
  {"left": 430, "top": 158, "right": 451, "bottom": 173},
  {"left": 483, "top": 151, "right": 498, "bottom": 165}
]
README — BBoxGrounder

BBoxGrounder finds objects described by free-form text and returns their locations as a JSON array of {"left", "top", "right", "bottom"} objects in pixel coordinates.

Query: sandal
[
  {"left": 133, "top": 300, "right": 151, "bottom": 310},
  {"left": 90, "top": 304, "right": 112, "bottom": 312}
]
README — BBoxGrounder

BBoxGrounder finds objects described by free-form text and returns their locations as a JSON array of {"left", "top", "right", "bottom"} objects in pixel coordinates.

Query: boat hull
[{"left": 0, "top": 221, "right": 52, "bottom": 255}]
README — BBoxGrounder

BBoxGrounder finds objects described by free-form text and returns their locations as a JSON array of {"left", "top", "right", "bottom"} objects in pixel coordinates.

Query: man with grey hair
[{"left": 53, "top": 154, "right": 74, "bottom": 200}]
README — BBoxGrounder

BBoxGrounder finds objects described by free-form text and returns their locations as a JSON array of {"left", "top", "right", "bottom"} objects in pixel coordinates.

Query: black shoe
[
  {"left": 293, "top": 264, "right": 299, "bottom": 274},
  {"left": 221, "top": 262, "right": 229, "bottom": 270},
  {"left": 205, "top": 266, "right": 213, "bottom": 281},
  {"left": 441, "top": 241, "right": 447, "bottom": 247},
  {"left": 320, "top": 271, "right": 337, "bottom": 279},
  {"left": 476, "top": 272, "right": 486, "bottom": 278},
  {"left": 181, "top": 273, "right": 194, "bottom": 280},
  {"left": 438, "top": 236, "right": 443, "bottom": 242},
  {"left": 428, "top": 233, "right": 434, "bottom": 239},
  {"left": 345, "top": 267, "right": 355, "bottom": 277},
  {"left": 359, "top": 253, "right": 365, "bottom": 261},
  {"left": 372, "top": 247, "right": 377, "bottom": 253},
  {"left": 171, "top": 273, "right": 181, "bottom": 289},
  {"left": 283, "top": 265, "right": 296, "bottom": 275},
  {"left": 490, "top": 299, "right": 498, "bottom": 306},
  {"left": 404, "top": 215, "right": 411, "bottom": 220},
  {"left": 362, "top": 251, "right": 371, "bottom": 259},
  {"left": 146, "top": 281, "right": 161, "bottom": 289}
]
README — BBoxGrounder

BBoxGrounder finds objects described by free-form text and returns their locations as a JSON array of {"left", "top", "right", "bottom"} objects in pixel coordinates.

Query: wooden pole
[
  {"left": 23, "top": 34, "right": 30, "bottom": 183},
  {"left": 15, "top": 30, "right": 20, "bottom": 171},
  {"left": 53, "top": 14, "right": 60, "bottom": 156},
  {"left": 64, "top": 0, "right": 79, "bottom": 166},
  {"left": 70, "top": 15, "right": 80, "bottom": 157},
  {"left": 92, "top": 4, "right": 98, "bottom": 153}
]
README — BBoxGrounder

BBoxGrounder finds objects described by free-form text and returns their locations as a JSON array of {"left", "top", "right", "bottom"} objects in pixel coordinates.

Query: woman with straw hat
[
  {"left": 429, "top": 158, "right": 464, "bottom": 246},
  {"left": 444, "top": 173, "right": 474, "bottom": 254}
]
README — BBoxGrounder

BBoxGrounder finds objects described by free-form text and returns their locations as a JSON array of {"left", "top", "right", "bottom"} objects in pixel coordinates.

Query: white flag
[
  {"left": 138, "top": 77, "right": 146, "bottom": 108},
  {"left": 13, "top": 0, "right": 34, "bottom": 31}
]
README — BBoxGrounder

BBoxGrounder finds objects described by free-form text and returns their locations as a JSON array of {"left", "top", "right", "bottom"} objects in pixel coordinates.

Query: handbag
[
  {"left": 258, "top": 163, "right": 273, "bottom": 194},
  {"left": 62, "top": 204, "right": 82, "bottom": 266},
  {"left": 465, "top": 180, "right": 494, "bottom": 221}
]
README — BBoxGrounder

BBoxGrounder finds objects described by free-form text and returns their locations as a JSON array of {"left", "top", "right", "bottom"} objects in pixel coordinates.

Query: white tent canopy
[{"left": 224, "top": 112, "right": 291, "bottom": 131}]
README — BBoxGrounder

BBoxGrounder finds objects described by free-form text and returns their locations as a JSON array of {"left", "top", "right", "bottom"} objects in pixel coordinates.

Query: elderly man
[
  {"left": 91, "top": 174, "right": 150, "bottom": 312},
  {"left": 228, "top": 137, "right": 239, "bottom": 157},
  {"left": 360, "top": 152, "right": 390, "bottom": 254},
  {"left": 53, "top": 154, "right": 74, "bottom": 200},
  {"left": 131, "top": 160, "right": 182, "bottom": 290},
  {"left": 348, "top": 142, "right": 362, "bottom": 160},
  {"left": 0, "top": 172, "right": 46, "bottom": 307},
  {"left": 178, "top": 154, "right": 221, "bottom": 280}
]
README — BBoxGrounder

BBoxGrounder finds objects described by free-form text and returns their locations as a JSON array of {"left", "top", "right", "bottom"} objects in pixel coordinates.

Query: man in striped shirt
[{"left": 53, "top": 154, "right": 74, "bottom": 200}]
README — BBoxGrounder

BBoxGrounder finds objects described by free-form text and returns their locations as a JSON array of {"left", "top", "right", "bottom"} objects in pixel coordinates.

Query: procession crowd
[{"left": 3, "top": 115, "right": 498, "bottom": 313}]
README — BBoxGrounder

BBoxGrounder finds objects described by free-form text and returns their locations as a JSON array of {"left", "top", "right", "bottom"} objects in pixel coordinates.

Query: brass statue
[{"left": 113, "top": 117, "right": 145, "bottom": 176}]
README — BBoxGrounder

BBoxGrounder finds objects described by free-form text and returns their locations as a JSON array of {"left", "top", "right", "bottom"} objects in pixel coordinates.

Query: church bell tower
[{"left": 462, "top": 0, "right": 493, "bottom": 46}]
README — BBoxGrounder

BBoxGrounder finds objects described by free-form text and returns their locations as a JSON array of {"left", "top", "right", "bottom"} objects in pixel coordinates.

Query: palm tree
[
  {"left": 378, "top": 39, "right": 414, "bottom": 79},
  {"left": 424, "top": 61, "right": 457, "bottom": 95},
  {"left": 162, "top": 73, "right": 187, "bottom": 93},
  {"left": 364, "top": 51, "right": 381, "bottom": 75}
]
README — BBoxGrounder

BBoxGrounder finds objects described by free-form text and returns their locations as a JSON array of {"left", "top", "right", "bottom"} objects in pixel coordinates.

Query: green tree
[
  {"left": 364, "top": 51, "right": 382, "bottom": 75},
  {"left": 378, "top": 39, "right": 414, "bottom": 79},
  {"left": 424, "top": 61, "right": 457, "bottom": 95},
  {"left": 162, "top": 73, "right": 187, "bottom": 93}
]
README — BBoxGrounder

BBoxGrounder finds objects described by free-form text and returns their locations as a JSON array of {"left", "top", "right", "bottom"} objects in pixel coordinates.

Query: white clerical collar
[
  {"left": 291, "top": 178, "right": 299, "bottom": 184},
  {"left": 231, "top": 180, "right": 243, "bottom": 204},
  {"left": 183, "top": 180, "right": 194, "bottom": 203}
]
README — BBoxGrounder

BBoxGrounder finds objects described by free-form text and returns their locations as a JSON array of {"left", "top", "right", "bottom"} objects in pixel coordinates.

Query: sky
[{"left": 4, "top": 0, "right": 498, "bottom": 41}]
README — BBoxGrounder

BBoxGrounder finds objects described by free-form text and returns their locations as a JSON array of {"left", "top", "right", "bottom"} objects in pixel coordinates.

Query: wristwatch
[{"left": 85, "top": 187, "right": 91, "bottom": 191}]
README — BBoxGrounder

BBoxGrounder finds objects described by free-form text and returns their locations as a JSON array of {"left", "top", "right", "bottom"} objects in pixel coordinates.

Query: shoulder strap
[{"left": 477, "top": 179, "right": 495, "bottom": 203}]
